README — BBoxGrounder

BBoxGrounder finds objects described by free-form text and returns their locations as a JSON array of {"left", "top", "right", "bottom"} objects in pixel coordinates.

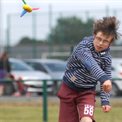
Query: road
[
  {"left": 0, "top": 96, "right": 122, "bottom": 103},
  {"left": 0, "top": 96, "right": 59, "bottom": 103}
]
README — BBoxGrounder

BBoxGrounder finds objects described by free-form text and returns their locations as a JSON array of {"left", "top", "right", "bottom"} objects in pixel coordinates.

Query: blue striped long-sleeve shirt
[{"left": 63, "top": 36, "right": 112, "bottom": 105}]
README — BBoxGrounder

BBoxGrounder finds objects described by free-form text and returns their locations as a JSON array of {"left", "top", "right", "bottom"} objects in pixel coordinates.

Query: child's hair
[{"left": 93, "top": 16, "right": 120, "bottom": 41}]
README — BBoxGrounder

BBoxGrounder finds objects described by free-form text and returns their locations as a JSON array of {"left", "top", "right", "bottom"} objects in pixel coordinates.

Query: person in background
[
  {"left": 0, "top": 51, "right": 24, "bottom": 96},
  {"left": 0, "top": 51, "right": 11, "bottom": 96},
  {"left": 57, "top": 16, "right": 120, "bottom": 122},
  {"left": 0, "top": 51, "right": 11, "bottom": 79}
]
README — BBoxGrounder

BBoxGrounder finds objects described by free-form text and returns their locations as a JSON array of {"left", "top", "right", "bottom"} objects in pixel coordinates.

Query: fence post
[{"left": 43, "top": 80, "right": 48, "bottom": 122}]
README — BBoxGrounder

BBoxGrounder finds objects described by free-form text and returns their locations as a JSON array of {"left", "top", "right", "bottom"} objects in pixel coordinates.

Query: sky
[{"left": 0, "top": 0, "right": 122, "bottom": 46}]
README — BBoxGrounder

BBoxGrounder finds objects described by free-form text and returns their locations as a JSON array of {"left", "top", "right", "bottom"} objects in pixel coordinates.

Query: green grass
[
  {"left": 0, "top": 105, "right": 42, "bottom": 122},
  {"left": 95, "top": 107, "right": 122, "bottom": 122},
  {"left": 0, "top": 98, "right": 122, "bottom": 122}
]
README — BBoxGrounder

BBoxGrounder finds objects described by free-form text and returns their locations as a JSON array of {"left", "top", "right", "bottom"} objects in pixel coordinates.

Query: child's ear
[{"left": 93, "top": 33, "right": 96, "bottom": 37}]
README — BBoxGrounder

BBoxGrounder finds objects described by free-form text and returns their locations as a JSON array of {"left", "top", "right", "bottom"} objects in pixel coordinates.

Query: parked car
[
  {"left": 24, "top": 58, "right": 122, "bottom": 96},
  {"left": 96, "top": 58, "right": 122, "bottom": 96},
  {"left": 24, "top": 59, "right": 66, "bottom": 93},
  {"left": 111, "top": 58, "right": 122, "bottom": 96},
  {"left": 24, "top": 59, "right": 66, "bottom": 80},
  {"left": 9, "top": 58, "right": 54, "bottom": 95}
]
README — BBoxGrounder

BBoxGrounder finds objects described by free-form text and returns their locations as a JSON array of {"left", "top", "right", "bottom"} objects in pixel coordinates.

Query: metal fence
[{"left": 3, "top": 7, "right": 122, "bottom": 58}]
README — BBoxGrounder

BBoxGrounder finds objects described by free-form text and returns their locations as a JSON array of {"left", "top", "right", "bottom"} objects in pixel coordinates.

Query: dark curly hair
[{"left": 93, "top": 16, "right": 120, "bottom": 42}]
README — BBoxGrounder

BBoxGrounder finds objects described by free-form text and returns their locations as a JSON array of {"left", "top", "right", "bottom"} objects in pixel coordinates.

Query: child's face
[{"left": 93, "top": 31, "right": 113, "bottom": 52}]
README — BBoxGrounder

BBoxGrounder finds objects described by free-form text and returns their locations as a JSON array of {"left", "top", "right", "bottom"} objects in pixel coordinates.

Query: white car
[
  {"left": 96, "top": 58, "right": 122, "bottom": 96},
  {"left": 24, "top": 59, "right": 66, "bottom": 94},
  {"left": 24, "top": 59, "right": 66, "bottom": 80},
  {"left": 111, "top": 58, "right": 122, "bottom": 96},
  {"left": 9, "top": 58, "right": 53, "bottom": 95}
]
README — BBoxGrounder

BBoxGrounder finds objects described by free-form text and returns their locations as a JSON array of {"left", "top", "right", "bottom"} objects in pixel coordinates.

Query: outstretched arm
[{"left": 100, "top": 59, "right": 112, "bottom": 112}]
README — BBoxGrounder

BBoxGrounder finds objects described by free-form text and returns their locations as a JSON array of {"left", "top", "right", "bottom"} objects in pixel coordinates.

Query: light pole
[
  {"left": 6, "top": 14, "right": 11, "bottom": 53},
  {"left": 48, "top": 4, "right": 53, "bottom": 56},
  {"left": 32, "top": 13, "right": 37, "bottom": 58}
]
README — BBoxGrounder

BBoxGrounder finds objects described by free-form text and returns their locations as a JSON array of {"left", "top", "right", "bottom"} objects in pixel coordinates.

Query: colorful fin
[
  {"left": 32, "top": 8, "right": 40, "bottom": 11},
  {"left": 20, "top": 10, "right": 27, "bottom": 17}
]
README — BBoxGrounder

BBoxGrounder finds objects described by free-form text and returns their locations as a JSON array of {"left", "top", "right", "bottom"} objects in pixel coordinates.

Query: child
[{"left": 57, "top": 16, "right": 120, "bottom": 122}]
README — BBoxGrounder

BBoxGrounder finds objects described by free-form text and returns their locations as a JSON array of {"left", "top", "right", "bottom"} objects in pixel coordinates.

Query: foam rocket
[{"left": 20, "top": 0, "right": 39, "bottom": 17}]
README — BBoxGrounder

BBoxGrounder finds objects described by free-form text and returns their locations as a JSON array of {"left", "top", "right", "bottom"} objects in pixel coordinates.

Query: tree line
[
  {"left": 18, "top": 16, "right": 93, "bottom": 45},
  {"left": 18, "top": 16, "right": 120, "bottom": 46}
]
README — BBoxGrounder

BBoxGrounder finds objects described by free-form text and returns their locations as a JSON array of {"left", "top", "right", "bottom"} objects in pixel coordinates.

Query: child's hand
[
  {"left": 102, "top": 105, "right": 111, "bottom": 112},
  {"left": 102, "top": 80, "right": 112, "bottom": 93}
]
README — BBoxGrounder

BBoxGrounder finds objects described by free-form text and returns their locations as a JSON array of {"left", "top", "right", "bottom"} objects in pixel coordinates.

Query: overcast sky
[{"left": 1, "top": 0, "right": 122, "bottom": 46}]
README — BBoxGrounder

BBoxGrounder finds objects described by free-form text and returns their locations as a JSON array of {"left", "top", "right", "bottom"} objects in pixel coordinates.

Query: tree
[
  {"left": 47, "top": 16, "right": 94, "bottom": 45},
  {"left": 17, "top": 37, "right": 48, "bottom": 46},
  {"left": 18, "top": 37, "right": 33, "bottom": 45}
]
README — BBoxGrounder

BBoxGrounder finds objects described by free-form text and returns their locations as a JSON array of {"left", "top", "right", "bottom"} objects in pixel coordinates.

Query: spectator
[{"left": 0, "top": 51, "right": 11, "bottom": 79}]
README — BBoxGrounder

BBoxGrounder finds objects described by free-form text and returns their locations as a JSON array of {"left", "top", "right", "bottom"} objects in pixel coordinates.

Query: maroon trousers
[{"left": 57, "top": 82, "right": 96, "bottom": 122}]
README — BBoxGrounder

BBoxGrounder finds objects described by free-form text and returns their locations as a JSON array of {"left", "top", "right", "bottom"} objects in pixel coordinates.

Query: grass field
[{"left": 0, "top": 97, "right": 122, "bottom": 122}]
